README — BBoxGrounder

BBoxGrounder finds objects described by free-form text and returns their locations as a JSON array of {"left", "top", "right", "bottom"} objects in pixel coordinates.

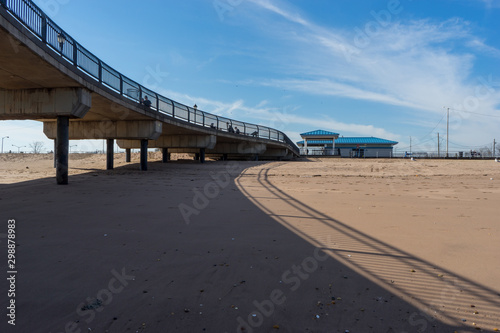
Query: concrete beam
[
  {"left": 0, "top": 88, "right": 91, "bottom": 120},
  {"left": 207, "top": 142, "right": 267, "bottom": 155},
  {"left": 116, "top": 135, "right": 216, "bottom": 149},
  {"left": 154, "top": 135, "right": 217, "bottom": 149},
  {"left": 260, "top": 148, "right": 289, "bottom": 158},
  {"left": 167, "top": 142, "right": 267, "bottom": 156},
  {"left": 43, "top": 120, "right": 162, "bottom": 140}
]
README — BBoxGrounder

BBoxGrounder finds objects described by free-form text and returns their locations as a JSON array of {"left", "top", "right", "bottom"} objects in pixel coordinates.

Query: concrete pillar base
[
  {"left": 200, "top": 148, "right": 206, "bottom": 164},
  {"left": 126, "top": 149, "right": 131, "bottom": 162},
  {"left": 56, "top": 116, "right": 69, "bottom": 185},
  {"left": 140, "top": 139, "right": 148, "bottom": 171},
  {"left": 162, "top": 148, "right": 169, "bottom": 163},
  {"left": 106, "top": 139, "right": 114, "bottom": 170}
]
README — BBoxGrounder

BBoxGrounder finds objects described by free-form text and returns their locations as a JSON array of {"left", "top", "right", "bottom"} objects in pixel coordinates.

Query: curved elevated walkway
[{"left": 0, "top": 0, "right": 298, "bottom": 184}]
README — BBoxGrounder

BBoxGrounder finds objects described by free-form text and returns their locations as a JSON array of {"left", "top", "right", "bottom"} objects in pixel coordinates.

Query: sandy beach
[{"left": 0, "top": 154, "right": 499, "bottom": 333}]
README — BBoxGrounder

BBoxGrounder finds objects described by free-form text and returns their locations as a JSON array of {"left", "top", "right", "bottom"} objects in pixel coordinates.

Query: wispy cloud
[{"left": 244, "top": 0, "right": 500, "bottom": 118}]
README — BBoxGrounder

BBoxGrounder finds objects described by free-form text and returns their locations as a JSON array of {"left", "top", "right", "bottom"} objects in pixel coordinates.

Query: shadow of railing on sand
[{"left": 236, "top": 162, "right": 500, "bottom": 332}]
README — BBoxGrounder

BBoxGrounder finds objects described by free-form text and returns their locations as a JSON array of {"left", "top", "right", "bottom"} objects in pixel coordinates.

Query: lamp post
[
  {"left": 1, "top": 136, "right": 8, "bottom": 153},
  {"left": 57, "top": 33, "right": 65, "bottom": 54},
  {"left": 12, "top": 144, "right": 25, "bottom": 153}
]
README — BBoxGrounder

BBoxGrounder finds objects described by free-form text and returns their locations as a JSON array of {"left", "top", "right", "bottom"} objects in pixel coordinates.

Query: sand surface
[{"left": 0, "top": 154, "right": 499, "bottom": 333}]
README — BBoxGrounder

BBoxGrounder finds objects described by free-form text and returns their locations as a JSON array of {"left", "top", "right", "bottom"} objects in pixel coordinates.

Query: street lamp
[
  {"left": 1, "top": 136, "right": 8, "bottom": 153},
  {"left": 12, "top": 144, "right": 25, "bottom": 153},
  {"left": 57, "top": 33, "right": 65, "bottom": 54}
]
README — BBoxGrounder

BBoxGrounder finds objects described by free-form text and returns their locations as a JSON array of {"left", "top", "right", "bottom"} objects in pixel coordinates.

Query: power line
[
  {"left": 419, "top": 111, "right": 447, "bottom": 140},
  {"left": 448, "top": 107, "right": 500, "bottom": 118},
  {"left": 447, "top": 140, "right": 492, "bottom": 148}
]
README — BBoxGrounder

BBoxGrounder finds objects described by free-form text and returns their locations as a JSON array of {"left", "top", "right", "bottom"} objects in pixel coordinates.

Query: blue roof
[
  {"left": 300, "top": 130, "right": 339, "bottom": 137},
  {"left": 336, "top": 137, "right": 398, "bottom": 145},
  {"left": 297, "top": 140, "right": 333, "bottom": 145},
  {"left": 297, "top": 137, "right": 398, "bottom": 146}
]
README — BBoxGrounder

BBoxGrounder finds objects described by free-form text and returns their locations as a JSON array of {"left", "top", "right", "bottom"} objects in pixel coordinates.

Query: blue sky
[{"left": 2, "top": 0, "right": 500, "bottom": 154}]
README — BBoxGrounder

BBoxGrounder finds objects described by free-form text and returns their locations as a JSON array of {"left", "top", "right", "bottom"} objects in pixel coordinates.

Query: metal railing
[{"left": 1, "top": 0, "right": 299, "bottom": 156}]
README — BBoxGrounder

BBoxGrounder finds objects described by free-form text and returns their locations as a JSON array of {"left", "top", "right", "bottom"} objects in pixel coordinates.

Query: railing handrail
[{"left": 1, "top": 0, "right": 300, "bottom": 156}]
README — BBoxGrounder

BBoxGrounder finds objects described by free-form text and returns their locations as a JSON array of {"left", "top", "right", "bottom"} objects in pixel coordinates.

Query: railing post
[
  {"left": 98, "top": 60, "right": 102, "bottom": 83},
  {"left": 72, "top": 40, "right": 78, "bottom": 66},
  {"left": 172, "top": 101, "right": 175, "bottom": 117},
  {"left": 119, "top": 74, "right": 123, "bottom": 95},
  {"left": 138, "top": 86, "right": 142, "bottom": 102},
  {"left": 41, "top": 13, "right": 47, "bottom": 42},
  {"left": 216, "top": 116, "right": 219, "bottom": 130},
  {"left": 243, "top": 124, "right": 246, "bottom": 135},
  {"left": 155, "top": 94, "right": 159, "bottom": 111},
  {"left": 202, "top": 113, "right": 205, "bottom": 127},
  {"left": 187, "top": 107, "right": 190, "bottom": 123}
]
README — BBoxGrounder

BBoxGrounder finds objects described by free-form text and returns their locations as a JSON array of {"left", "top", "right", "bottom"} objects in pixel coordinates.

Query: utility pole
[
  {"left": 410, "top": 136, "right": 412, "bottom": 155},
  {"left": 446, "top": 107, "right": 449, "bottom": 158},
  {"left": 437, "top": 132, "right": 440, "bottom": 158},
  {"left": 494, "top": 139, "right": 496, "bottom": 158}
]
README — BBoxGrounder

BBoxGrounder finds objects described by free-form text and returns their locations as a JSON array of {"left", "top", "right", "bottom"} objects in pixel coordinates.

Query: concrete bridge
[{"left": 0, "top": 0, "right": 299, "bottom": 184}]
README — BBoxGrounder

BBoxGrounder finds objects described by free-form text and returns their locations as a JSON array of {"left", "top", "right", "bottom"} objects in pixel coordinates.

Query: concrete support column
[
  {"left": 106, "top": 139, "right": 114, "bottom": 170},
  {"left": 125, "top": 149, "right": 131, "bottom": 162},
  {"left": 140, "top": 139, "right": 148, "bottom": 171},
  {"left": 200, "top": 148, "right": 206, "bottom": 164},
  {"left": 56, "top": 116, "right": 69, "bottom": 185},
  {"left": 162, "top": 148, "right": 169, "bottom": 163}
]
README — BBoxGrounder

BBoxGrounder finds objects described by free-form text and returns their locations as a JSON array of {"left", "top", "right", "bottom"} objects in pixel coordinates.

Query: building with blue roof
[{"left": 297, "top": 130, "right": 398, "bottom": 157}]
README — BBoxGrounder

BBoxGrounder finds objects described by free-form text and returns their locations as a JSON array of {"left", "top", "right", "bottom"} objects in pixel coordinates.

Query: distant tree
[
  {"left": 29, "top": 141, "right": 45, "bottom": 154},
  {"left": 478, "top": 146, "right": 492, "bottom": 157}
]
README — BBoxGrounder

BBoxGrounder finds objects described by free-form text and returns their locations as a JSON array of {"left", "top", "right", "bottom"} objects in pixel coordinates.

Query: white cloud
[{"left": 157, "top": 88, "right": 399, "bottom": 142}]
